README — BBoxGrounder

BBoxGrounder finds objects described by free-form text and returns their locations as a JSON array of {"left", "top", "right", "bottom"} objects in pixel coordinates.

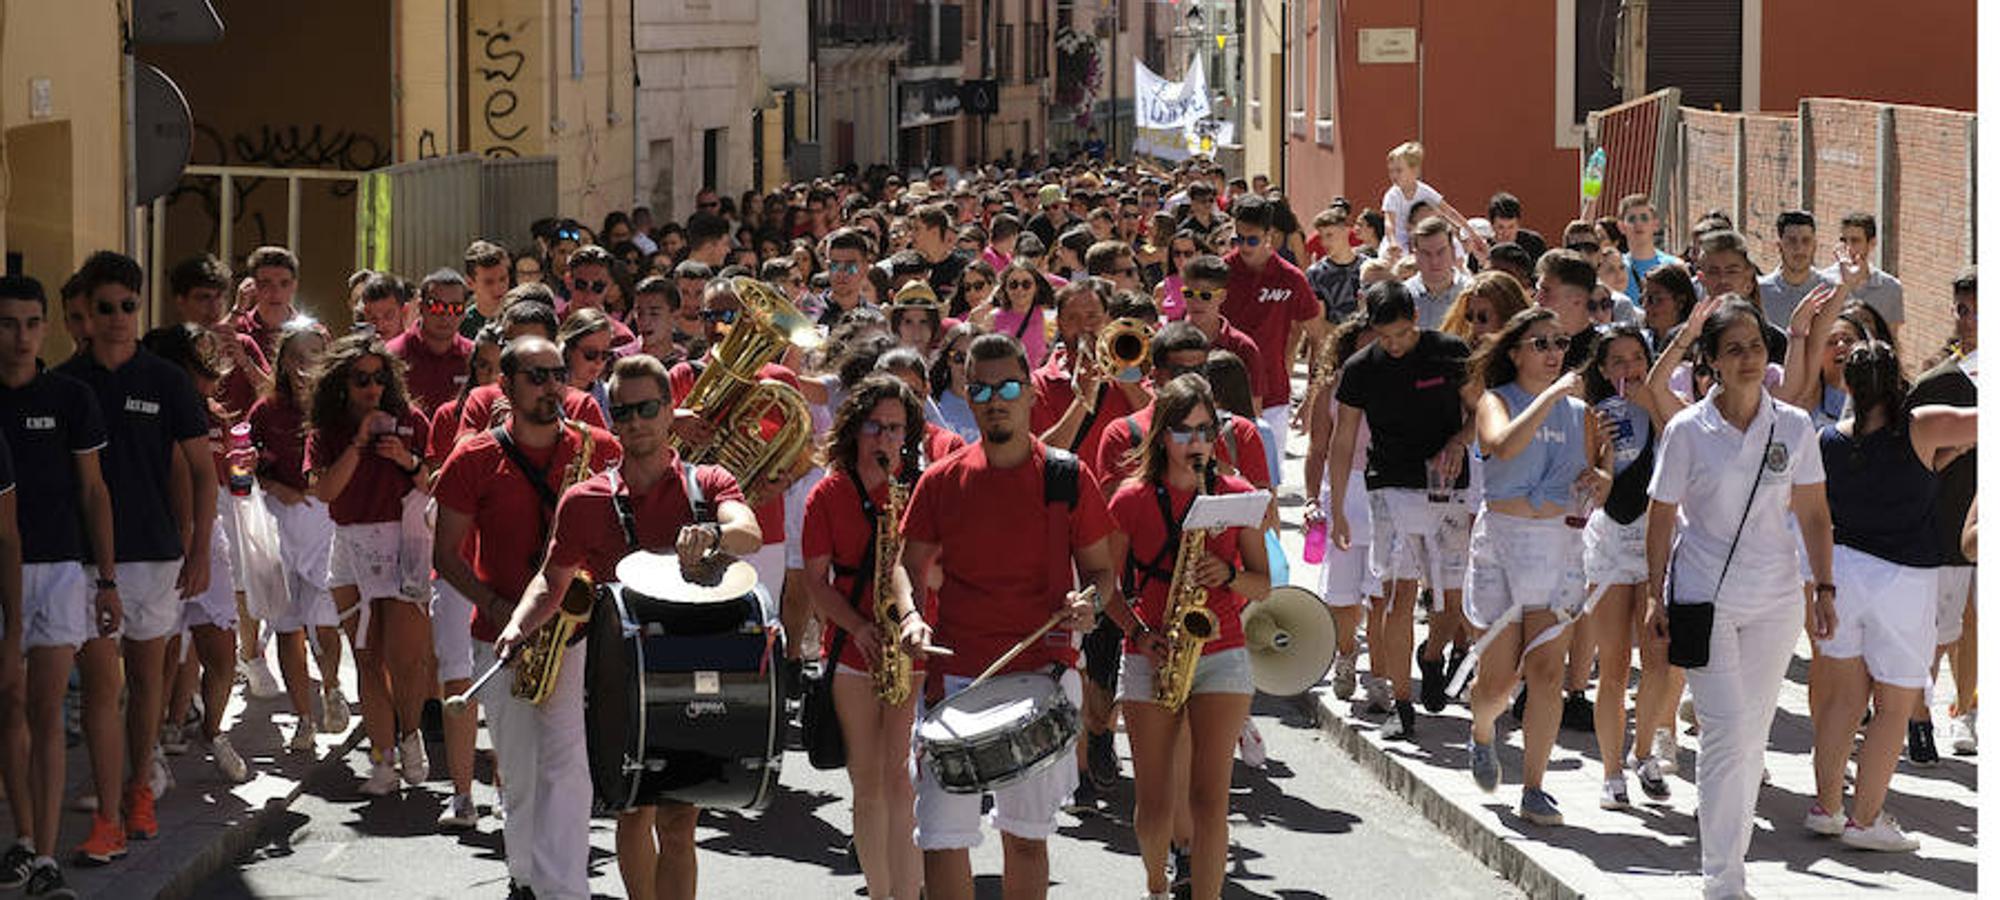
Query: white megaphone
[{"left": 1242, "top": 586, "right": 1338, "bottom": 697}]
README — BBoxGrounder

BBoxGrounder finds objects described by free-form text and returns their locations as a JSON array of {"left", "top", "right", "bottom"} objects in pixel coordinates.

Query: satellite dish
[
  {"left": 131, "top": 0, "right": 224, "bottom": 44},
  {"left": 134, "top": 64, "right": 193, "bottom": 206}
]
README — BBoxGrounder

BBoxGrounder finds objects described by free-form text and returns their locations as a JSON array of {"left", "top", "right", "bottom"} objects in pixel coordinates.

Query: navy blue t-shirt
[
  {"left": 0, "top": 368, "right": 108, "bottom": 563},
  {"left": 54, "top": 348, "right": 207, "bottom": 562}
]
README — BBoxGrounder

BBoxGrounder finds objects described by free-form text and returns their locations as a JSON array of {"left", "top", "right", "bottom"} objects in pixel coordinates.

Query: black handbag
[
  {"left": 1667, "top": 421, "right": 1776, "bottom": 669},
  {"left": 801, "top": 470, "right": 883, "bottom": 771}
]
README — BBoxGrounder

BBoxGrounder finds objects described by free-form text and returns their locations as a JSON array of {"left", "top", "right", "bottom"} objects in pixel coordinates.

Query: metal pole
[
  {"left": 287, "top": 176, "right": 303, "bottom": 250},
  {"left": 219, "top": 173, "right": 235, "bottom": 267}
]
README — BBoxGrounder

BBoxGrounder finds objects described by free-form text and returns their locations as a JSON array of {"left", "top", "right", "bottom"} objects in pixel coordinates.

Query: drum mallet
[{"left": 445, "top": 647, "right": 514, "bottom": 716}]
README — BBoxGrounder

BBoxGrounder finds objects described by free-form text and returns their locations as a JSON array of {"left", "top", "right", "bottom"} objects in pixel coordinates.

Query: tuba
[
  {"left": 511, "top": 422, "right": 597, "bottom": 704},
  {"left": 1154, "top": 462, "right": 1221, "bottom": 711},
  {"left": 871, "top": 455, "right": 914, "bottom": 705},
  {"left": 668, "top": 276, "right": 822, "bottom": 507}
]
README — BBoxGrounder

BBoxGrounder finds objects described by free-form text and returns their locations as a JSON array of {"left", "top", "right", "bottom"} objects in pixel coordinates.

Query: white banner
[{"left": 1133, "top": 56, "right": 1211, "bottom": 131}]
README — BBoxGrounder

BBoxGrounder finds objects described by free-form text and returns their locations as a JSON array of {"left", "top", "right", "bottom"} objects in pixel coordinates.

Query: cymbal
[{"left": 616, "top": 551, "right": 758, "bottom": 604}]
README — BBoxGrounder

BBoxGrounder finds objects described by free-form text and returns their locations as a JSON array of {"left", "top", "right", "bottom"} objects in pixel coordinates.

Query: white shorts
[
  {"left": 1816, "top": 545, "right": 1939, "bottom": 689},
  {"left": 217, "top": 492, "right": 250, "bottom": 588},
  {"left": 22, "top": 562, "right": 90, "bottom": 650},
  {"left": 97, "top": 559, "right": 183, "bottom": 643},
  {"left": 1582, "top": 508, "right": 1648, "bottom": 586},
  {"left": 1318, "top": 471, "right": 1381, "bottom": 607},
  {"left": 329, "top": 521, "right": 427, "bottom": 603},
  {"left": 181, "top": 517, "right": 240, "bottom": 631},
  {"left": 262, "top": 496, "right": 339, "bottom": 634},
  {"left": 431, "top": 578, "right": 477, "bottom": 683},
  {"left": 1118, "top": 647, "right": 1254, "bottom": 701},
  {"left": 782, "top": 467, "right": 826, "bottom": 570},
  {"left": 1935, "top": 566, "right": 1974, "bottom": 645},
  {"left": 1367, "top": 488, "right": 1471, "bottom": 591},
  {"left": 1260, "top": 404, "right": 1290, "bottom": 466},
  {"left": 915, "top": 668, "right": 1084, "bottom": 849},
  {"left": 744, "top": 542, "right": 785, "bottom": 627},
  {"left": 1462, "top": 509, "right": 1588, "bottom": 631}
]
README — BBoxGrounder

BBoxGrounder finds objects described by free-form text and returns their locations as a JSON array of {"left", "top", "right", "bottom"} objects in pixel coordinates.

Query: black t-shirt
[
  {"left": 0, "top": 429, "right": 14, "bottom": 501},
  {"left": 928, "top": 249, "right": 972, "bottom": 304},
  {"left": 1564, "top": 325, "right": 1598, "bottom": 372},
  {"left": 54, "top": 348, "right": 208, "bottom": 562},
  {"left": 0, "top": 369, "right": 108, "bottom": 563},
  {"left": 1909, "top": 357, "right": 1977, "bottom": 565},
  {"left": 1306, "top": 255, "right": 1363, "bottom": 321},
  {"left": 1026, "top": 212, "right": 1068, "bottom": 249},
  {"left": 1514, "top": 229, "right": 1549, "bottom": 262},
  {"left": 1335, "top": 330, "right": 1471, "bottom": 491}
]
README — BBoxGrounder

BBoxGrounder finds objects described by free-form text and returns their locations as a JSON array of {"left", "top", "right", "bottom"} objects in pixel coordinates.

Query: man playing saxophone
[
  {"left": 432, "top": 336, "right": 621, "bottom": 899},
  {"left": 800, "top": 374, "right": 938, "bottom": 900},
  {"left": 1102, "top": 374, "right": 1272, "bottom": 900},
  {"left": 499, "top": 354, "right": 761, "bottom": 900}
]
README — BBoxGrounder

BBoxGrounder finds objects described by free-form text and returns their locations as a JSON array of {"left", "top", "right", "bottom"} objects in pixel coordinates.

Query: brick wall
[
  {"left": 1890, "top": 106, "right": 1976, "bottom": 363},
  {"left": 1679, "top": 109, "right": 1737, "bottom": 254},
  {"left": 1739, "top": 116, "right": 1800, "bottom": 275},
  {"left": 1802, "top": 99, "right": 1882, "bottom": 274}
]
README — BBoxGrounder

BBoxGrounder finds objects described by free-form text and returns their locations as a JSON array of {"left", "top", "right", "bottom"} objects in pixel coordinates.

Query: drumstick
[
  {"left": 918, "top": 645, "right": 955, "bottom": 657},
  {"left": 445, "top": 648, "right": 513, "bottom": 715},
  {"left": 968, "top": 587, "right": 1100, "bottom": 688}
]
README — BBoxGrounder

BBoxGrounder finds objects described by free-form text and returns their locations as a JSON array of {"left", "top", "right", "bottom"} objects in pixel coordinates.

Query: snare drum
[
  {"left": 918, "top": 673, "right": 1080, "bottom": 794},
  {"left": 584, "top": 583, "right": 783, "bottom": 812}
]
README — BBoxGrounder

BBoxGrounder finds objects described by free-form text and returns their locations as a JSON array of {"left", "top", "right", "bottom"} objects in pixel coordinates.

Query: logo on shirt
[
  {"left": 22, "top": 416, "right": 54, "bottom": 431},
  {"left": 1413, "top": 376, "right": 1446, "bottom": 390},
  {"left": 124, "top": 398, "right": 160, "bottom": 415},
  {"left": 1257, "top": 287, "right": 1293, "bottom": 304},
  {"left": 1765, "top": 441, "right": 1790, "bottom": 473},
  {"left": 1536, "top": 426, "right": 1568, "bottom": 445}
]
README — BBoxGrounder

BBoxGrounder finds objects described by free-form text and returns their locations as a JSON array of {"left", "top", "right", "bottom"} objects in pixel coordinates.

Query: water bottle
[
  {"left": 1582, "top": 147, "right": 1607, "bottom": 201},
  {"left": 227, "top": 422, "right": 255, "bottom": 497},
  {"left": 1302, "top": 516, "right": 1328, "bottom": 565}
]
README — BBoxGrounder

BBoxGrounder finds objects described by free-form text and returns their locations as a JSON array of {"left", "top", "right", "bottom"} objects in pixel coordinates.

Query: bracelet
[
  {"left": 1221, "top": 559, "right": 1239, "bottom": 587},
  {"left": 897, "top": 606, "right": 918, "bottom": 623},
  {"left": 401, "top": 457, "right": 423, "bottom": 477},
  {"left": 1813, "top": 583, "right": 1837, "bottom": 595}
]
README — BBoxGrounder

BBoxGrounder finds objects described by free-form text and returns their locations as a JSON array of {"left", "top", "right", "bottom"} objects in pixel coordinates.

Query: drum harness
[
  {"left": 492, "top": 421, "right": 591, "bottom": 647},
  {"left": 606, "top": 462, "right": 777, "bottom": 669}
]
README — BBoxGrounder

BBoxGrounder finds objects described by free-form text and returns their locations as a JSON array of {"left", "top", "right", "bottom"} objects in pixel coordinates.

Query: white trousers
[
  {"left": 477, "top": 639, "right": 592, "bottom": 900},
  {"left": 1259, "top": 403, "right": 1290, "bottom": 469},
  {"left": 1685, "top": 599, "right": 1801, "bottom": 900}
]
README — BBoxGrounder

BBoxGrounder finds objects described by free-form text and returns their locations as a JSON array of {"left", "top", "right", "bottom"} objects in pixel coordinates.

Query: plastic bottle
[
  {"left": 227, "top": 422, "right": 255, "bottom": 497},
  {"left": 1582, "top": 147, "right": 1607, "bottom": 200},
  {"left": 1302, "top": 516, "right": 1328, "bottom": 565}
]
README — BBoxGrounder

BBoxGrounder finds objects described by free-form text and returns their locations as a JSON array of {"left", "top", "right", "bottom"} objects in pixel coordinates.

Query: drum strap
[
  {"left": 821, "top": 468, "right": 884, "bottom": 672},
  {"left": 1041, "top": 447, "right": 1081, "bottom": 648},
  {"left": 491, "top": 424, "right": 561, "bottom": 568},
  {"left": 608, "top": 462, "right": 710, "bottom": 552}
]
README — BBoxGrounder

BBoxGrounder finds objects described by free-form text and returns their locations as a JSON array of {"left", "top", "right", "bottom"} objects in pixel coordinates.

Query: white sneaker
[
  {"left": 437, "top": 793, "right": 478, "bottom": 831},
  {"left": 211, "top": 735, "right": 249, "bottom": 783},
  {"left": 360, "top": 749, "right": 400, "bottom": 796},
  {"left": 1332, "top": 653, "right": 1358, "bottom": 701},
  {"left": 1841, "top": 814, "right": 1920, "bottom": 852},
  {"left": 1946, "top": 711, "right": 1977, "bottom": 755},
  {"left": 1364, "top": 676, "right": 1394, "bottom": 714},
  {"left": 397, "top": 730, "right": 430, "bottom": 786},
  {"left": 159, "top": 722, "right": 190, "bottom": 756},
  {"left": 149, "top": 749, "right": 172, "bottom": 800},
  {"left": 69, "top": 793, "right": 97, "bottom": 813},
  {"left": 1803, "top": 803, "right": 1845, "bottom": 836},
  {"left": 1680, "top": 695, "right": 1699, "bottom": 735},
  {"left": 1655, "top": 726, "right": 1681, "bottom": 775},
  {"left": 1599, "top": 775, "right": 1630, "bottom": 810},
  {"left": 287, "top": 720, "right": 318, "bottom": 754},
  {"left": 242, "top": 656, "right": 282, "bottom": 699},
  {"left": 1236, "top": 720, "right": 1268, "bottom": 769},
  {"left": 321, "top": 688, "right": 352, "bottom": 735}
]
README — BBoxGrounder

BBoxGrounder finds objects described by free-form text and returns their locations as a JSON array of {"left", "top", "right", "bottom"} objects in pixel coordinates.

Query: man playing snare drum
[
  {"left": 498, "top": 354, "right": 760, "bottom": 900},
  {"left": 898, "top": 333, "right": 1122, "bottom": 900}
]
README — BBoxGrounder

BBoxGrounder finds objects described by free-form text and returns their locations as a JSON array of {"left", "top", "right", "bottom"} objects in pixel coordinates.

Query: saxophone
[
  {"left": 871, "top": 454, "right": 914, "bottom": 705},
  {"left": 1155, "top": 463, "right": 1221, "bottom": 712},
  {"left": 512, "top": 421, "right": 597, "bottom": 704},
  {"left": 1292, "top": 330, "right": 1343, "bottom": 432}
]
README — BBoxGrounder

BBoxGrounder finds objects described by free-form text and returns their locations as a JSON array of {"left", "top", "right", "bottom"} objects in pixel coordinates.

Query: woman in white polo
[
  {"left": 1806, "top": 339, "right": 1977, "bottom": 851},
  {"left": 1642, "top": 296, "right": 1836, "bottom": 900}
]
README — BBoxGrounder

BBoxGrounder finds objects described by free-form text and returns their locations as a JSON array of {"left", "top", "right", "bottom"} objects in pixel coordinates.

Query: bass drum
[{"left": 584, "top": 583, "right": 782, "bottom": 812}]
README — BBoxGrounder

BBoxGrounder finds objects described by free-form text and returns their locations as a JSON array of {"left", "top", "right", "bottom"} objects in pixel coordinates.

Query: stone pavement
[
  {"left": 0, "top": 645, "right": 361, "bottom": 900},
  {"left": 1272, "top": 490, "right": 1979, "bottom": 899}
]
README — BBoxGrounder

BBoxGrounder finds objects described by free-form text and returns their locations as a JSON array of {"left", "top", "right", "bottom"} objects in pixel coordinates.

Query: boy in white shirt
[{"left": 1381, "top": 142, "right": 1467, "bottom": 252}]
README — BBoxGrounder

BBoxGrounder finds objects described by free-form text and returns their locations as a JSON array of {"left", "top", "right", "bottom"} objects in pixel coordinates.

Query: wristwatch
[{"left": 94, "top": 578, "right": 117, "bottom": 591}]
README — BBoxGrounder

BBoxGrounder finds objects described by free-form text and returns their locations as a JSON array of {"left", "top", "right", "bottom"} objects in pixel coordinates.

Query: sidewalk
[
  {"left": 0, "top": 645, "right": 361, "bottom": 900},
  {"left": 1273, "top": 509, "right": 1979, "bottom": 899}
]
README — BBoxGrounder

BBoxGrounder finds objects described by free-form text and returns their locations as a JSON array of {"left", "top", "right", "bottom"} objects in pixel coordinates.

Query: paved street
[{"left": 194, "top": 691, "right": 1521, "bottom": 899}]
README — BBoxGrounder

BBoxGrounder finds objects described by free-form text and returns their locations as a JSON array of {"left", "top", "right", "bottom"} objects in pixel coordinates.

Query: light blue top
[
  {"left": 1480, "top": 382, "right": 1590, "bottom": 508},
  {"left": 937, "top": 390, "right": 981, "bottom": 445}
]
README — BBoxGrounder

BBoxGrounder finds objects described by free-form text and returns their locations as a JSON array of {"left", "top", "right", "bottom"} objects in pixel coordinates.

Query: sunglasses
[
  {"left": 1527, "top": 335, "right": 1574, "bottom": 354},
  {"left": 609, "top": 397, "right": 665, "bottom": 422},
  {"left": 1006, "top": 279, "right": 1037, "bottom": 291},
  {"left": 519, "top": 365, "right": 569, "bottom": 386},
  {"left": 967, "top": 379, "right": 1025, "bottom": 404},
  {"left": 349, "top": 369, "right": 391, "bottom": 388},
  {"left": 575, "top": 279, "right": 609, "bottom": 294},
  {"left": 698, "top": 200, "right": 720, "bottom": 209},
  {"left": 426, "top": 301, "right": 466, "bottom": 317},
  {"left": 1166, "top": 423, "right": 1218, "bottom": 444},
  {"left": 962, "top": 280, "right": 990, "bottom": 293},
  {"left": 860, "top": 419, "right": 908, "bottom": 437},
  {"left": 1585, "top": 298, "right": 1615, "bottom": 314},
  {"left": 1230, "top": 235, "right": 1264, "bottom": 248},
  {"left": 95, "top": 298, "right": 140, "bottom": 316},
  {"left": 1109, "top": 266, "right": 1138, "bottom": 277},
  {"left": 700, "top": 309, "right": 740, "bottom": 324},
  {"left": 829, "top": 261, "right": 862, "bottom": 275},
  {"left": 1170, "top": 250, "right": 1195, "bottom": 259},
  {"left": 1185, "top": 288, "right": 1223, "bottom": 303},
  {"left": 947, "top": 350, "right": 968, "bottom": 364},
  {"left": 555, "top": 228, "right": 582, "bottom": 242}
]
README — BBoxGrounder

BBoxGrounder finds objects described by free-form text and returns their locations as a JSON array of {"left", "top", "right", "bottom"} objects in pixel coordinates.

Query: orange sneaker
[
  {"left": 73, "top": 812, "right": 127, "bottom": 865},
  {"left": 123, "top": 783, "right": 158, "bottom": 840}
]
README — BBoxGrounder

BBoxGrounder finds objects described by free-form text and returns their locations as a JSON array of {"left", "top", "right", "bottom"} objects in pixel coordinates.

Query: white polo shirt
[{"left": 1648, "top": 389, "right": 1824, "bottom": 613}]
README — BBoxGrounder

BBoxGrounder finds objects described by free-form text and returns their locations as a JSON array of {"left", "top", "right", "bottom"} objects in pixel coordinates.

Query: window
[
  {"left": 1289, "top": 0, "right": 1306, "bottom": 120},
  {"left": 996, "top": 23, "right": 1015, "bottom": 83},
  {"left": 1557, "top": 0, "right": 1752, "bottom": 148},
  {"left": 703, "top": 128, "right": 725, "bottom": 195},
  {"left": 1248, "top": 0, "right": 1262, "bottom": 110},
  {"left": 1316, "top": 0, "right": 1334, "bottom": 121}
]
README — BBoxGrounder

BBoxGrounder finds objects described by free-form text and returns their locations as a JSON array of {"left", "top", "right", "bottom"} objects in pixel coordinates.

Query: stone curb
[{"left": 1310, "top": 691, "right": 1581, "bottom": 900}]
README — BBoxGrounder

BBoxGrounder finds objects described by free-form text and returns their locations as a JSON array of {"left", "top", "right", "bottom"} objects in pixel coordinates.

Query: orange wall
[
  {"left": 1759, "top": 0, "right": 1976, "bottom": 112},
  {"left": 1288, "top": 1, "right": 1579, "bottom": 243}
]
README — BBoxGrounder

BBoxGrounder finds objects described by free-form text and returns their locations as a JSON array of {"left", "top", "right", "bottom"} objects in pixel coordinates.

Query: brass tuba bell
[{"left": 668, "top": 276, "right": 823, "bottom": 507}]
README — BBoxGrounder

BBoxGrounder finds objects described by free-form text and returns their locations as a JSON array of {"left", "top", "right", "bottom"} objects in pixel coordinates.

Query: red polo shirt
[
  {"left": 1091, "top": 405, "right": 1269, "bottom": 490},
  {"left": 387, "top": 330, "right": 474, "bottom": 417},
  {"left": 1221, "top": 250, "right": 1320, "bottom": 408},
  {"left": 1029, "top": 353, "right": 1146, "bottom": 474},
  {"left": 457, "top": 382, "right": 608, "bottom": 433},
  {"left": 546, "top": 455, "right": 743, "bottom": 583}
]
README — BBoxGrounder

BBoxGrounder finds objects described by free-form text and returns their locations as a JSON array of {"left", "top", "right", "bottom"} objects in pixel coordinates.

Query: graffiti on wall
[
  {"left": 471, "top": 17, "right": 539, "bottom": 158},
  {"left": 167, "top": 122, "right": 392, "bottom": 251}
]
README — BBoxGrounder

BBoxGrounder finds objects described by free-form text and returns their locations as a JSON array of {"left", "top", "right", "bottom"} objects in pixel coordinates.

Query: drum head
[
  {"left": 918, "top": 674, "right": 1056, "bottom": 742},
  {"left": 617, "top": 551, "right": 758, "bottom": 603},
  {"left": 584, "top": 586, "right": 643, "bottom": 812}
]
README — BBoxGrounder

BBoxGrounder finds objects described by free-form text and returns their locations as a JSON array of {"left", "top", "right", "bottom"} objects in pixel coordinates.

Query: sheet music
[{"left": 1181, "top": 491, "right": 1271, "bottom": 530}]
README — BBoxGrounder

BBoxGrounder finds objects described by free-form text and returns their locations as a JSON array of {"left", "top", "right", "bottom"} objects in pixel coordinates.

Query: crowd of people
[{"left": 0, "top": 139, "right": 1976, "bottom": 900}]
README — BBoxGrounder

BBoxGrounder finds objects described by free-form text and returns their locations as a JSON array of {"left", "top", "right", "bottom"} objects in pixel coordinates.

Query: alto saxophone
[
  {"left": 871, "top": 455, "right": 914, "bottom": 705},
  {"left": 512, "top": 421, "right": 597, "bottom": 704},
  {"left": 1155, "top": 464, "right": 1221, "bottom": 712},
  {"left": 1292, "top": 330, "right": 1342, "bottom": 432}
]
